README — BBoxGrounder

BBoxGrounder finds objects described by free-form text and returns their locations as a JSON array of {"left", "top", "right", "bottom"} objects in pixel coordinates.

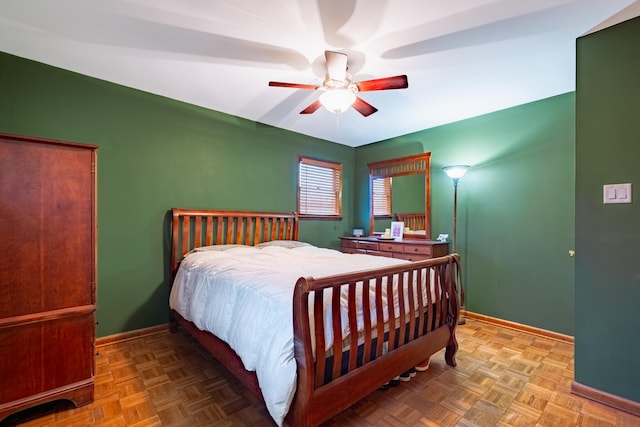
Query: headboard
[
  {"left": 394, "top": 212, "right": 426, "bottom": 232},
  {"left": 170, "top": 208, "right": 299, "bottom": 276}
]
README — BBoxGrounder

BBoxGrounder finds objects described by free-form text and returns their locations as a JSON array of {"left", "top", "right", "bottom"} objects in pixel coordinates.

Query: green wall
[
  {"left": 0, "top": 52, "right": 354, "bottom": 337},
  {"left": 575, "top": 17, "right": 640, "bottom": 403},
  {"left": 355, "top": 93, "right": 576, "bottom": 335}
]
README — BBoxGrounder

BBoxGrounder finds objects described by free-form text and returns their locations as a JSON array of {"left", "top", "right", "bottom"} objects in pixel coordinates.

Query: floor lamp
[{"left": 443, "top": 165, "right": 470, "bottom": 325}]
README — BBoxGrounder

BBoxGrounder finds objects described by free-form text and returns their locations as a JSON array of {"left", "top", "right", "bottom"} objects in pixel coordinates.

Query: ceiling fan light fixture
[
  {"left": 319, "top": 89, "right": 356, "bottom": 113},
  {"left": 270, "top": 51, "right": 407, "bottom": 117}
]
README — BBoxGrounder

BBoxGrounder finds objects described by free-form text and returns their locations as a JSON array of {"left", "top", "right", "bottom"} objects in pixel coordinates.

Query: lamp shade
[
  {"left": 319, "top": 89, "right": 356, "bottom": 113},
  {"left": 443, "top": 165, "right": 470, "bottom": 180}
]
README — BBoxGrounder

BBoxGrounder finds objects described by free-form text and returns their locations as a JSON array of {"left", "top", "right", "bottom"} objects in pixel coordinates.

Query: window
[
  {"left": 372, "top": 177, "right": 392, "bottom": 217},
  {"left": 298, "top": 156, "right": 342, "bottom": 218}
]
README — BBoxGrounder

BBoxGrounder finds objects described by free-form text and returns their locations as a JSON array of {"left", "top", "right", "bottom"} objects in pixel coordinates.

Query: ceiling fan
[{"left": 268, "top": 50, "right": 408, "bottom": 117}]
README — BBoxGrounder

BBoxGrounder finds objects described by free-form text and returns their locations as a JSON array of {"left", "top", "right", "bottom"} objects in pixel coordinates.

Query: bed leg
[
  {"left": 445, "top": 334, "right": 458, "bottom": 367},
  {"left": 169, "top": 311, "right": 178, "bottom": 333}
]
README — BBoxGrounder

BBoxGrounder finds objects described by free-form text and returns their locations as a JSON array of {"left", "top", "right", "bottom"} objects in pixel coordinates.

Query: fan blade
[
  {"left": 300, "top": 100, "right": 323, "bottom": 114},
  {"left": 352, "top": 96, "right": 378, "bottom": 117},
  {"left": 6, "top": 2, "right": 310, "bottom": 71},
  {"left": 317, "top": 0, "right": 356, "bottom": 47},
  {"left": 325, "top": 50, "right": 348, "bottom": 82},
  {"left": 356, "top": 75, "right": 408, "bottom": 92},
  {"left": 269, "top": 81, "right": 320, "bottom": 90}
]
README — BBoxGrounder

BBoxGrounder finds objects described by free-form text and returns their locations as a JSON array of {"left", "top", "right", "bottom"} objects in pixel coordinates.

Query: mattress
[{"left": 169, "top": 242, "right": 418, "bottom": 426}]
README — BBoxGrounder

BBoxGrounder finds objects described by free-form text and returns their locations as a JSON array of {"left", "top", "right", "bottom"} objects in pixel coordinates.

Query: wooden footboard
[
  {"left": 169, "top": 209, "right": 460, "bottom": 427},
  {"left": 289, "top": 255, "right": 459, "bottom": 427}
]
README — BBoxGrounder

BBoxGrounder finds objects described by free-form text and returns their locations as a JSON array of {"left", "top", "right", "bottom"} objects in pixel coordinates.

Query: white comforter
[{"left": 169, "top": 243, "right": 409, "bottom": 426}]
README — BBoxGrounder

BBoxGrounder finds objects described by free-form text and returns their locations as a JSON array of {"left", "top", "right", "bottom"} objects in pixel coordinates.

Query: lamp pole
[
  {"left": 443, "top": 165, "right": 470, "bottom": 325},
  {"left": 452, "top": 177, "right": 460, "bottom": 253}
]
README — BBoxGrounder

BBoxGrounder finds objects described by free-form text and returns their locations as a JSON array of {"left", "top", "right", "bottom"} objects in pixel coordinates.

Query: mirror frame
[{"left": 368, "top": 152, "right": 431, "bottom": 239}]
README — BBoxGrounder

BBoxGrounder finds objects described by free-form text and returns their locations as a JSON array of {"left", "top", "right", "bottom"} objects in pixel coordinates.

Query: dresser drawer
[
  {"left": 394, "top": 252, "right": 429, "bottom": 261},
  {"left": 340, "top": 247, "right": 359, "bottom": 254},
  {"left": 358, "top": 241, "right": 379, "bottom": 251},
  {"left": 378, "top": 242, "right": 404, "bottom": 253},
  {"left": 403, "top": 244, "right": 432, "bottom": 256},
  {"left": 341, "top": 240, "right": 358, "bottom": 249},
  {"left": 430, "top": 243, "right": 450, "bottom": 257}
]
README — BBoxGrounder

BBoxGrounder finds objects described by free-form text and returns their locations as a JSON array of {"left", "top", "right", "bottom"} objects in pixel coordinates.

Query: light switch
[
  {"left": 603, "top": 183, "right": 632, "bottom": 204},
  {"left": 618, "top": 187, "right": 627, "bottom": 199}
]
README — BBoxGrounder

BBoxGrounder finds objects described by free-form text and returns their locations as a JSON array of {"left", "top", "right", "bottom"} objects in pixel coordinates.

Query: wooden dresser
[
  {"left": 0, "top": 133, "right": 97, "bottom": 421},
  {"left": 339, "top": 236, "right": 449, "bottom": 261}
]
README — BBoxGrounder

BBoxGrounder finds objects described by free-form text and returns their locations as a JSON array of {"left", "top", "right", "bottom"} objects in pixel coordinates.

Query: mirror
[{"left": 368, "top": 153, "right": 431, "bottom": 239}]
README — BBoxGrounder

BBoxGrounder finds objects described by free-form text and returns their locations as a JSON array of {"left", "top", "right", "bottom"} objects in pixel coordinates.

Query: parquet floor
[{"left": 2, "top": 319, "right": 639, "bottom": 427}]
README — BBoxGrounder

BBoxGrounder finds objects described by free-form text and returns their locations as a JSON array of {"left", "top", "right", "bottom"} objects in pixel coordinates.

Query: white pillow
[
  {"left": 254, "top": 240, "right": 311, "bottom": 249},
  {"left": 187, "top": 244, "right": 248, "bottom": 254}
]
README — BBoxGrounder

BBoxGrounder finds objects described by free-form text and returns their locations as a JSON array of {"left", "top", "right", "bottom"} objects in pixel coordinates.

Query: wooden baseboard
[
  {"left": 462, "top": 311, "right": 574, "bottom": 343},
  {"left": 572, "top": 381, "right": 640, "bottom": 417},
  {"left": 96, "top": 323, "right": 168, "bottom": 347}
]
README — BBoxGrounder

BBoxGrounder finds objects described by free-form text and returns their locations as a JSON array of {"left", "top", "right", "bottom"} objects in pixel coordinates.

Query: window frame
[{"left": 297, "top": 156, "right": 343, "bottom": 219}]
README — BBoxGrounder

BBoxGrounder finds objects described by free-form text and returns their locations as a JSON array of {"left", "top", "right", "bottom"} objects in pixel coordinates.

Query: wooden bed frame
[
  {"left": 394, "top": 212, "right": 426, "bottom": 233},
  {"left": 169, "top": 208, "right": 460, "bottom": 426}
]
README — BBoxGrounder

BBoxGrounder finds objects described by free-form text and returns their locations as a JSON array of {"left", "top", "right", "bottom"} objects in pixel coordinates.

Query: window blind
[
  {"left": 372, "top": 177, "right": 392, "bottom": 216},
  {"left": 298, "top": 157, "right": 342, "bottom": 217}
]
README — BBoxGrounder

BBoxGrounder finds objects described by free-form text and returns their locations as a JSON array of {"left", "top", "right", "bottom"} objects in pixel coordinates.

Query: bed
[{"left": 169, "top": 208, "right": 460, "bottom": 426}]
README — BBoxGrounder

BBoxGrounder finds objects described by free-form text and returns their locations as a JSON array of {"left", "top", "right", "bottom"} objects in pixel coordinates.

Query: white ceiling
[{"left": 0, "top": 0, "right": 637, "bottom": 147}]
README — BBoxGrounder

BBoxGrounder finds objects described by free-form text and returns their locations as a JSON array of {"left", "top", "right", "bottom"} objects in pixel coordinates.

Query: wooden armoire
[{"left": 0, "top": 133, "right": 97, "bottom": 421}]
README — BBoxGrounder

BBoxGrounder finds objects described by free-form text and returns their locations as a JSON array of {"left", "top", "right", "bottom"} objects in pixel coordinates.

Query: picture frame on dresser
[{"left": 390, "top": 221, "right": 404, "bottom": 241}]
